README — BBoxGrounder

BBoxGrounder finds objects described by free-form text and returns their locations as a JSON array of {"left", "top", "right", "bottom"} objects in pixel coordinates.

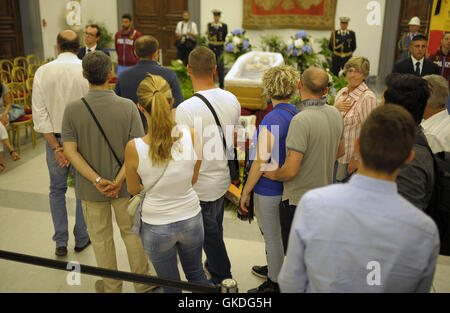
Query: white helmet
[{"left": 408, "top": 17, "right": 421, "bottom": 26}]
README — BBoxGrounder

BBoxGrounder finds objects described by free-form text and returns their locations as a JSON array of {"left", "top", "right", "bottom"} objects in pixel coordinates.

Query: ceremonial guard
[
  {"left": 329, "top": 17, "right": 357, "bottom": 76},
  {"left": 398, "top": 17, "right": 422, "bottom": 61},
  {"left": 208, "top": 9, "right": 228, "bottom": 89}
]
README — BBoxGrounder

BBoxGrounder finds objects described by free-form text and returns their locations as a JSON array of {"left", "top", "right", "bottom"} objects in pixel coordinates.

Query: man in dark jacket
[
  {"left": 393, "top": 35, "right": 440, "bottom": 77},
  {"left": 77, "top": 24, "right": 110, "bottom": 60},
  {"left": 383, "top": 73, "right": 435, "bottom": 211},
  {"left": 114, "top": 35, "right": 183, "bottom": 129}
]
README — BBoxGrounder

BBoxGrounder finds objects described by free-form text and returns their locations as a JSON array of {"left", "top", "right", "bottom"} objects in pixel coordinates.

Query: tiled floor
[{"left": 0, "top": 135, "right": 449, "bottom": 293}]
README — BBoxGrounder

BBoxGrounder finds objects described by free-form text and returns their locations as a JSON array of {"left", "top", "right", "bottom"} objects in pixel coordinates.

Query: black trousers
[
  {"left": 210, "top": 45, "right": 225, "bottom": 89},
  {"left": 177, "top": 45, "right": 196, "bottom": 66},
  {"left": 279, "top": 200, "right": 297, "bottom": 255},
  {"left": 331, "top": 55, "right": 351, "bottom": 76}
]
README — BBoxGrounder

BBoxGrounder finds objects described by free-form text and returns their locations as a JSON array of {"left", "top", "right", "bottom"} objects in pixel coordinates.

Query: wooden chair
[
  {"left": 12, "top": 67, "right": 27, "bottom": 83},
  {"left": 0, "top": 60, "right": 13, "bottom": 74},
  {"left": 0, "top": 70, "right": 12, "bottom": 84},
  {"left": 13, "top": 57, "right": 28, "bottom": 69},
  {"left": 25, "top": 77, "right": 34, "bottom": 106},
  {"left": 26, "top": 54, "right": 40, "bottom": 67},
  {"left": 8, "top": 82, "right": 27, "bottom": 106},
  {"left": 27, "top": 64, "right": 38, "bottom": 78},
  {"left": 7, "top": 89, "right": 36, "bottom": 154}
]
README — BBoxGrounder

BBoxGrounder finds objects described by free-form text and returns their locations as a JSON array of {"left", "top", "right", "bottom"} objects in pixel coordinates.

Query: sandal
[
  {"left": 10, "top": 150, "right": 20, "bottom": 161},
  {"left": 0, "top": 163, "right": 4, "bottom": 173}
]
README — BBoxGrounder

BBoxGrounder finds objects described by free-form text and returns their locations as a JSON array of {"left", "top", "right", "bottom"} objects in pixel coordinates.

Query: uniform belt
[
  {"left": 333, "top": 51, "right": 353, "bottom": 58},
  {"left": 209, "top": 41, "right": 225, "bottom": 46}
]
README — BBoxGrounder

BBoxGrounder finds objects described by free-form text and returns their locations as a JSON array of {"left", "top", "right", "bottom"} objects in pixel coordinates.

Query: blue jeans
[
  {"left": 140, "top": 212, "right": 208, "bottom": 293},
  {"left": 200, "top": 196, "right": 232, "bottom": 284},
  {"left": 46, "top": 141, "right": 89, "bottom": 248}
]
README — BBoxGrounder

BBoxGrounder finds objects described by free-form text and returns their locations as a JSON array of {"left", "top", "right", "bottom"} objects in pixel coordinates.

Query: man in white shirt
[
  {"left": 32, "top": 30, "right": 90, "bottom": 256},
  {"left": 175, "top": 46, "right": 241, "bottom": 284},
  {"left": 422, "top": 75, "right": 450, "bottom": 153},
  {"left": 175, "top": 11, "right": 198, "bottom": 65}
]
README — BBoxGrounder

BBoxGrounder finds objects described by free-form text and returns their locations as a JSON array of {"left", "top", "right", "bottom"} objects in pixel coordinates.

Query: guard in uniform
[
  {"left": 398, "top": 17, "right": 422, "bottom": 61},
  {"left": 329, "top": 17, "right": 357, "bottom": 76},
  {"left": 208, "top": 9, "right": 228, "bottom": 89}
]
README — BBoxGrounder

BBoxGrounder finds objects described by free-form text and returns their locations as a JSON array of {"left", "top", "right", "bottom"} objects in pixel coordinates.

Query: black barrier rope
[{"left": 0, "top": 250, "right": 223, "bottom": 293}]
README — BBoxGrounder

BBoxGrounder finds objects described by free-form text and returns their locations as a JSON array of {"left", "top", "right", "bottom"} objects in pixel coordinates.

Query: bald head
[
  {"left": 57, "top": 30, "right": 79, "bottom": 54},
  {"left": 135, "top": 35, "right": 159, "bottom": 59},
  {"left": 301, "top": 67, "right": 329, "bottom": 97}
]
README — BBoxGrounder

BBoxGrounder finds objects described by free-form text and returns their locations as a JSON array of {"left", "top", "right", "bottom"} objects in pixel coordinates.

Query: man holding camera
[{"left": 175, "top": 11, "right": 198, "bottom": 66}]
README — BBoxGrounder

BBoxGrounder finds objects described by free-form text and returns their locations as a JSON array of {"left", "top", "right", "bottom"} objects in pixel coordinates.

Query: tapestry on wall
[{"left": 243, "top": 0, "right": 337, "bottom": 30}]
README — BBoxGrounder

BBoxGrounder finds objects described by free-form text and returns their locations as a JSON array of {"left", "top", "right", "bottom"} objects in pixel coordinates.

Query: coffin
[{"left": 225, "top": 52, "right": 285, "bottom": 110}]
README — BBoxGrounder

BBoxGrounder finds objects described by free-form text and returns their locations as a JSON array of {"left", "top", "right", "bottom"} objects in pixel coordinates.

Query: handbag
[
  {"left": 8, "top": 104, "right": 25, "bottom": 122},
  {"left": 194, "top": 93, "right": 240, "bottom": 186}
]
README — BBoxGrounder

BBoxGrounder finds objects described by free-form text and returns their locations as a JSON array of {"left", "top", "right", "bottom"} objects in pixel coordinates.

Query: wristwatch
[{"left": 93, "top": 176, "right": 102, "bottom": 186}]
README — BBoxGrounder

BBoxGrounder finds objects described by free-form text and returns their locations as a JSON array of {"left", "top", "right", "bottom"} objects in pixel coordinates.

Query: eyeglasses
[
  {"left": 84, "top": 32, "right": 97, "bottom": 37},
  {"left": 345, "top": 69, "right": 363, "bottom": 76}
]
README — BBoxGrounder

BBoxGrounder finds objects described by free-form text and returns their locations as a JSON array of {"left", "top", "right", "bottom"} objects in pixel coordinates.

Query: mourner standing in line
[
  {"left": 207, "top": 9, "right": 228, "bottom": 89},
  {"left": 329, "top": 17, "right": 357, "bottom": 77}
]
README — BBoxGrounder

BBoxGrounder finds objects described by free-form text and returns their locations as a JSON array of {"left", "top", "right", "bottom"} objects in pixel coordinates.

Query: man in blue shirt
[
  {"left": 279, "top": 104, "right": 440, "bottom": 293},
  {"left": 115, "top": 35, "right": 184, "bottom": 128}
]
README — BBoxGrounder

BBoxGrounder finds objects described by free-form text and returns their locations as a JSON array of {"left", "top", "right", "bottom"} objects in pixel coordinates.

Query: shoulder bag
[{"left": 194, "top": 93, "right": 240, "bottom": 186}]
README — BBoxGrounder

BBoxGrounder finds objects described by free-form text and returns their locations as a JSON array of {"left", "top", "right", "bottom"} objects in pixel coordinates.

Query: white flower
[
  {"left": 294, "top": 38, "right": 305, "bottom": 49},
  {"left": 287, "top": 38, "right": 294, "bottom": 46},
  {"left": 233, "top": 36, "right": 243, "bottom": 46}
]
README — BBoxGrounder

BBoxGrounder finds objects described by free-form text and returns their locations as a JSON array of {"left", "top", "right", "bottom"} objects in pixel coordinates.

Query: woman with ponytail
[{"left": 124, "top": 74, "right": 208, "bottom": 293}]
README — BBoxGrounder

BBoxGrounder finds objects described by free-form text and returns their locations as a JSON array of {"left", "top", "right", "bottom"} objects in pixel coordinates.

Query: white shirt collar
[
  {"left": 411, "top": 55, "right": 424, "bottom": 66},
  {"left": 86, "top": 44, "right": 97, "bottom": 52}
]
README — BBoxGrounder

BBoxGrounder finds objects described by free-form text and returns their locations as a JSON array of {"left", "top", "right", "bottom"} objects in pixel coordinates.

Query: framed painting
[{"left": 243, "top": 0, "right": 337, "bottom": 30}]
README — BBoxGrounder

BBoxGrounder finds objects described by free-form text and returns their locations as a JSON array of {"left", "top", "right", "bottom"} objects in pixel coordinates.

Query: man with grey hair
[
  {"left": 264, "top": 67, "right": 344, "bottom": 253},
  {"left": 62, "top": 51, "right": 156, "bottom": 293},
  {"left": 422, "top": 74, "right": 450, "bottom": 153},
  {"left": 32, "top": 30, "right": 90, "bottom": 257}
]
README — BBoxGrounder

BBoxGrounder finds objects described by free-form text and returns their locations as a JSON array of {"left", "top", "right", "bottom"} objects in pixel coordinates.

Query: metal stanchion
[{"left": 221, "top": 279, "right": 238, "bottom": 293}]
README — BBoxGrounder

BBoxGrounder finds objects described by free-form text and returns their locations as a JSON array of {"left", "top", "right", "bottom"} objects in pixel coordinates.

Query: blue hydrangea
[
  {"left": 296, "top": 30, "right": 307, "bottom": 39},
  {"left": 301, "top": 44, "right": 313, "bottom": 55},
  {"left": 232, "top": 29, "right": 243, "bottom": 36},
  {"left": 242, "top": 39, "right": 250, "bottom": 51},
  {"left": 286, "top": 44, "right": 294, "bottom": 53},
  {"left": 292, "top": 49, "right": 299, "bottom": 57},
  {"left": 225, "top": 42, "right": 235, "bottom": 52}
]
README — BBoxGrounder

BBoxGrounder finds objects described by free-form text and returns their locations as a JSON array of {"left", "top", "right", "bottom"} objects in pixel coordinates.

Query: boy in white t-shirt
[{"left": 175, "top": 46, "right": 241, "bottom": 284}]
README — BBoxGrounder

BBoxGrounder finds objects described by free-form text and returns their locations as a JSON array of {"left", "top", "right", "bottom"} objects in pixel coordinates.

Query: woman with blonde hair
[
  {"left": 124, "top": 74, "right": 208, "bottom": 293},
  {"left": 240, "top": 65, "right": 299, "bottom": 293},
  {"left": 333, "top": 56, "right": 379, "bottom": 181}
]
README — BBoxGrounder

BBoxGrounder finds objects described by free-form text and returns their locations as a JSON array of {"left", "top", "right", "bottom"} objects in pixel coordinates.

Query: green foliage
[
  {"left": 197, "top": 34, "right": 209, "bottom": 47},
  {"left": 87, "top": 20, "right": 114, "bottom": 48},
  {"left": 260, "top": 34, "right": 286, "bottom": 53},
  {"left": 168, "top": 60, "right": 194, "bottom": 99}
]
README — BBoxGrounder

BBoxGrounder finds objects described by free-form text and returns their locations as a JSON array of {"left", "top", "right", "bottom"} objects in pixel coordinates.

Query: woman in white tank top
[{"left": 125, "top": 74, "right": 208, "bottom": 293}]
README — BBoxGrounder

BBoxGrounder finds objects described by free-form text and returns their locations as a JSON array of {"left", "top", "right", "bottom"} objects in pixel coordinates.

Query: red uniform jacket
[
  {"left": 429, "top": 47, "right": 450, "bottom": 87},
  {"left": 115, "top": 28, "right": 142, "bottom": 67}
]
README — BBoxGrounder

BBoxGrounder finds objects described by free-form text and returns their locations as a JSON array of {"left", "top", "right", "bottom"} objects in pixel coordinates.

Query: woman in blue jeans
[
  {"left": 125, "top": 74, "right": 208, "bottom": 293},
  {"left": 240, "top": 65, "right": 299, "bottom": 293}
]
